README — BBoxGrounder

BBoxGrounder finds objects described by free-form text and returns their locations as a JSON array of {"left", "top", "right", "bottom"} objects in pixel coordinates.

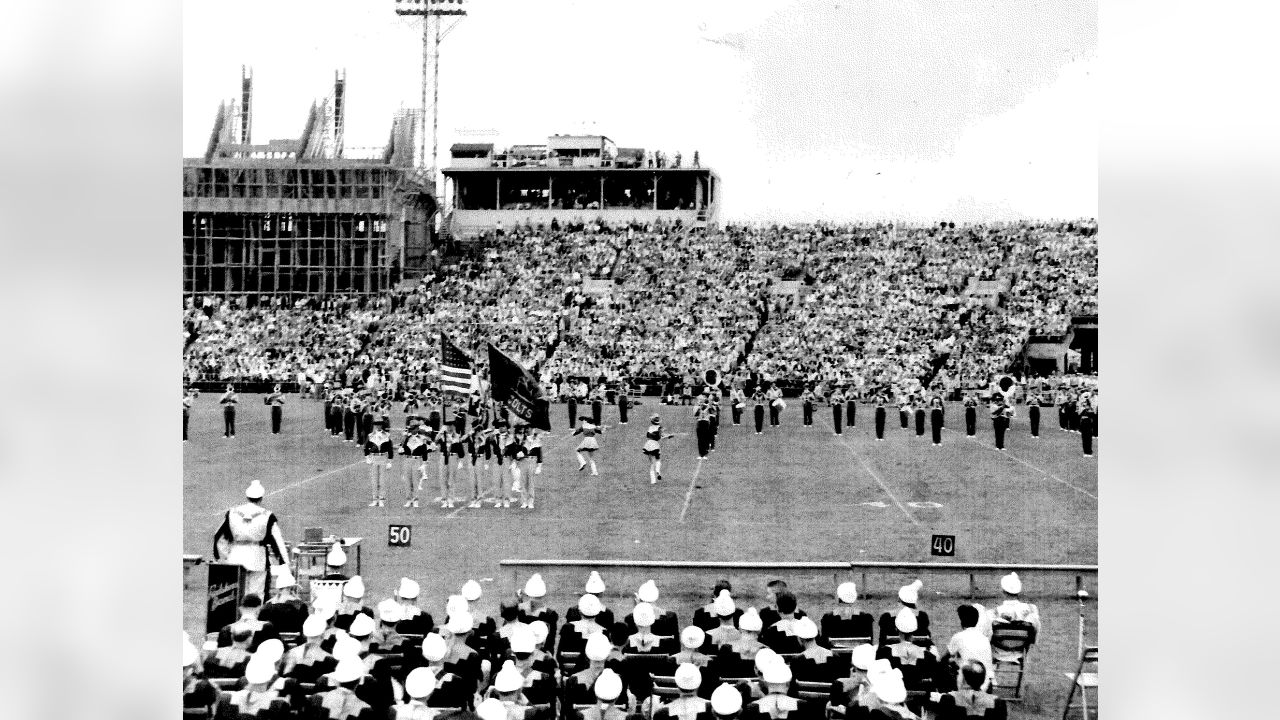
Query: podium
[
  {"left": 291, "top": 536, "right": 362, "bottom": 602},
  {"left": 205, "top": 562, "right": 246, "bottom": 634}
]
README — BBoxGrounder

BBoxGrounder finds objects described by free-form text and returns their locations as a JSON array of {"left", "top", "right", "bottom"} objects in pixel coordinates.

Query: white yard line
[
  {"left": 943, "top": 428, "right": 1098, "bottom": 500},
  {"left": 265, "top": 460, "right": 365, "bottom": 498},
  {"left": 679, "top": 460, "right": 705, "bottom": 523},
  {"left": 833, "top": 434, "right": 923, "bottom": 528}
]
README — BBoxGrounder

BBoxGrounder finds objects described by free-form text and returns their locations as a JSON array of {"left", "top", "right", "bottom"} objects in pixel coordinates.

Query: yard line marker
[
  {"left": 679, "top": 461, "right": 704, "bottom": 523},
  {"left": 265, "top": 460, "right": 365, "bottom": 498},
  {"left": 833, "top": 435, "right": 922, "bottom": 527},
  {"left": 943, "top": 428, "right": 1098, "bottom": 500}
]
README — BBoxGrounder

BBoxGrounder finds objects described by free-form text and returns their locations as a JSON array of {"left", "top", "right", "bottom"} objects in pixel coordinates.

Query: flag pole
[{"left": 440, "top": 331, "right": 448, "bottom": 433}]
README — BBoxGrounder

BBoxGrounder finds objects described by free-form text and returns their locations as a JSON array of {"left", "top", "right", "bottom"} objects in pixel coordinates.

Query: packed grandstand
[{"left": 183, "top": 219, "right": 1098, "bottom": 402}]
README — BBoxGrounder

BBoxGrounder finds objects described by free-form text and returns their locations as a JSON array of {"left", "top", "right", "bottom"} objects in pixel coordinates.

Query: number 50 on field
[{"left": 389, "top": 524, "right": 412, "bottom": 547}]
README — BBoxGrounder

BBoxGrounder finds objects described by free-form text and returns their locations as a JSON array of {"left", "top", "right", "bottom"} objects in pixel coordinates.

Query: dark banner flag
[{"left": 487, "top": 342, "right": 551, "bottom": 431}]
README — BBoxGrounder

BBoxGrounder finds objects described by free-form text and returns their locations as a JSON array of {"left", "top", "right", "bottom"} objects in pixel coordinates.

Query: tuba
[{"left": 704, "top": 368, "right": 720, "bottom": 387}]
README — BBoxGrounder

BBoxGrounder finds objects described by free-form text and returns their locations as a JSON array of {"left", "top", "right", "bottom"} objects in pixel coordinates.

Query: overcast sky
[{"left": 184, "top": 0, "right": 1097, "bottom": 223}]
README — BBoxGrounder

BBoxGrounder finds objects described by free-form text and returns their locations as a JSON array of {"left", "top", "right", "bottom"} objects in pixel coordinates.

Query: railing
[{"left": 499, "top": 559, "right": 1097, "bottom": 600}]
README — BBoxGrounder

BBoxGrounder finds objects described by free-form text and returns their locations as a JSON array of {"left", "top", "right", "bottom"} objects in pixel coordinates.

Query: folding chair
[
  {"left": 650, "top": 673, "right": 681, "bottom": 701},
  {"left": 794, "top": 679, "right": 836, "bottom": 706},
  {"left": 1061, "top": 646, "right": 1098, "bottom": 720},
  {"left": 989, "top": 621, "right": 1036, "bottom": 701},
  {"left": 182, "top": 708, "right": 211, "bottom": 720}
]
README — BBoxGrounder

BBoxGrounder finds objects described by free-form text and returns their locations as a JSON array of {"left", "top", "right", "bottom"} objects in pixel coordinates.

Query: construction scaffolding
[{"left": 183, "top": 72, "right": 435, "bottom": 296}]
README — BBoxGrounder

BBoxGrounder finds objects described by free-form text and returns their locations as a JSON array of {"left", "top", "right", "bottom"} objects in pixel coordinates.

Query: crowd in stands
[
  {"left": 186, "top": 562, "right": 1042, "bottom": 719},
  {"left": 182, "top": 220, "right": 1097, "bottom": 402}
]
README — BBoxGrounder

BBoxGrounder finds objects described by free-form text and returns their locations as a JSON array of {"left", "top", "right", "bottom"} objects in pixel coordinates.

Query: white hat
[
  {"left": 332, "top": 634, "right": 363, "bottom": 662},
  {"left": 509, "top": 624, "right": 536, "bottom": 654},
  {"left": 898, "top": 579, "right": 923, "bottom": 605},
  {"left": 681, "top": 626, "right": 706, "bottom": 650},
  {"left": 343, "top": 576, "right": 365, "bottom": 599},
  {"left": 578, "top": 594, "right": 603, "bottom": 618},
  {"left": 476, "top": 698, "right": 507, "bottom": 720},
  {"left": 793, "top": 617, "right": 818, "bottom": 640},
  {"left": 529, "top": 620, "right": 549, "bottom": 646},
  {"left": 585, "top": 632, "right": 613, "bottom": 662},
  {"left": 312, "top": 599, "right": 337, "bottom": 622},
  {"left": 377, "top": 598, "right": 403, "bottom": 623},
  {"left": 303, "top": 615, "right": 328, "bottom": 638},
  {"left": 524, "top": 573, "right": 547, "bottom": 598},
  {"left": 675, "top": 663, "right": 702, "bottom": 691},
  {"left": 461, "top": 580, "right": 483, "bottom": 602},
  {"left": 245, "top": 656, "right": 275, "bottom": 685},
  {"left": 711, "top": 683, "right": 743, "bottom": 715},
  {"left": 446, "top": 595, "right": 470, "bottom": 618},
  {"left": 632, "top": 603, "right": 656, "bottom": 628},
  {"left": 1000, "top": 572, "right": 1022, "bottom": 595},
  {"left": 738, "top": 607, "right": 763, "bottom": 632},
  {"left": 872, "top": 668, "right": 907, "bottom": 704},
  {"left": 405, "top": 667, "right": 437, "bottom": 699},
  {"left": 182, "top": 640, "right": 199, "bottom": 668},
  {"left": 761, "top": 660, "right": 792, "bottom": 685},
  {"left": 893, "top": 608, "right": 917, "bottom": 634},
  {"left": 713, "top": 593, "right": 736, "bottom": 617},
  {"left": 397, "top": 577, "right": 420, "bottom": 599},
  {"left": 446, "top": 611, "right": 474, "bottom": 634},
  {"left": 585, "top": 571, "right": 606, "bottom": 594},
  {"left": 245, "top": 480, "right": 265, "bottom": 500},
  {"left": 348, "top": 613, "right": 376, "bottom": 638},
  {"left": 851, "top": 644, "right": 876, "bottom": 671},
  {"left": 636, "top": 580, "right": 660, "bottom": 603},
  {"left": 421, "top": 633, "right": 447, "bottom": 661},
  {"left": 332, "top": 655, "right": 367, "bottom": 683},
  {"left": 594, "top": 669, "right": 623, "bottom": 701},
  {"left": 867, "top": 658, "right": 894, "bottom": 680},
  {"left": 754, "top": 648, "right": 780, "bottom": 673},
  {"left": 836, "top": 582, "right": 858, "bottom": 604},
  {"left": 326, "top": 543, "right": 347, "bottom": 567},
  {"left": 274, "top": 569, "right": 297, "bottom": 589},
  {"left": 255, "top": 638, "right": 285, "bottom": 662},
  {"left": 494, "top": 660, "right": 525, "bottom": 693}
]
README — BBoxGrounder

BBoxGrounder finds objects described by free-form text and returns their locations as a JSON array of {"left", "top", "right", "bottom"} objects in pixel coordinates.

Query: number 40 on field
[{"left": 931, "top": 534, "right": 955, "bottom": 556}]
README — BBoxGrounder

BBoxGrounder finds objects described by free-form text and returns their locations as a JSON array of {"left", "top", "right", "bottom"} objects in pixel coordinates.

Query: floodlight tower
[{"left": 394, "top": 0, "right": 468, "bottom": 197}]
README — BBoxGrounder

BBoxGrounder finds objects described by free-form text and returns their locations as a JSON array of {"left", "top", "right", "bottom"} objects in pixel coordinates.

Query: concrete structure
[{"left": 443, "top": 134, "right": 720, "bottom": 237}]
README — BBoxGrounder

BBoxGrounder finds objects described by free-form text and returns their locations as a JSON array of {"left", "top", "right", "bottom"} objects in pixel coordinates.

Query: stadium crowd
[
  {"left": 182, "top": 220, "right": 1097, "bottom": 402},
  {"left": 187, "top": 555, "right": 1042, "bottom": 719}
]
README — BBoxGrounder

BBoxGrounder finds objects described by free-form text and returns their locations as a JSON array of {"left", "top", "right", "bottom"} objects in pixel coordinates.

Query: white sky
[{"left": 184, "top": 0, "right": 1097, "bottom": 223}]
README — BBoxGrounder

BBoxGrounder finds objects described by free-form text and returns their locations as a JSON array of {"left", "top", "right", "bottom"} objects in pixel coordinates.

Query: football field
[{"left": 184, "top": 394, "right": 1098, "bottom": 717}]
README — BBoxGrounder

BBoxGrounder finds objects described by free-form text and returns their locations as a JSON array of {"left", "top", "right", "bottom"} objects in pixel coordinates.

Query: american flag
[{"left": 440, "top": 333, "right": 474, "bottom": 395}]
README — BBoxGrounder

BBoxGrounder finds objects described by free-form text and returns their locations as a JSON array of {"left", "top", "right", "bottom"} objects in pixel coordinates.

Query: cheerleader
[
  {"left": 729, "top": 386, "right": 746, "bottom": 425},
  {"left": 219, "top": 384, "right": 238, "bottom": 439},
  {"left": 642, "top": 414, "right": 676, "bottom": 485},
  {"left": 963, "top": 394, "right": 978, "bottom": 437},
  {"left": 400, "top": 419, "right": 430, "bottom": 508},
  {"left": 573, "top": 417, "right": 606, "bottom": 476},
  {"left": 1078, "top": 393, "right": 1097, "bottom": 457},
  {"left": 1028, "top": 393, "right": 1042, "bottom": 438},
  {"left": 829, "top": 386, "right": 846, "bottom": 435},
  {"left": 364, "top": 420, "right": 395, "bottom": 507},
  {"left": 767, "top": 384, "right": 784, "bottom": 426},
  {"left": 751, "top": 387, "right": 767, "bottom": 434},
  {"left": 929, "top": 396, "right": 944, "bottom": 446},
  {"left": 524, "top": 426, "right": 545, "bottom": 476},
  {"left": 874, "top": 396, "right": 887, "bottom": 441},
  {"left": 914, "top": 398, "right": 927, "bottom": 437},
  {"left": 516, "top": 427, "right": 540, "bottom": 509},
  {"left": 991, "top": 398, "right": 1014, "bottom": 450}
]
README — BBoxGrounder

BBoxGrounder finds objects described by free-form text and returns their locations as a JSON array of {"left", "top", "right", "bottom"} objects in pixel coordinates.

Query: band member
[
  {"left": 323, "top": 385, "right": 335, "bottom": 433},
  {"left": 899, "top": 396, "right": 910, "bottom": 429},
  {"left": 213, "top": 480, "right": 288, "bottom": 598},
  {"left": 729, "top": 386, "right": 746, "bottom": 425},
  {"left": 359, "top": 393, "right": 376, "bottom": 446},
  {"left": 929, "top": 396, "right": 945, "bottom": 446},
  {"left": 802, "top": 388, "right": 816, "bottom": 427},
  {"left": 266, "top": 384, "right": 285, "bottom": 434},
  {"left": 1028, "top": 393, "right": 1041, "bottom": 438},
  {"left": 328, "top": 389, "right": 343, "bottom": 438},
  {"left": 574, "top": 418, "right": 606, "bottom": 476},
  {"left": 568, "top": 386, "right": 580, "bottom": 429},
  {"left": 219, "top": 384, "right": 238, "bottom": 438},
  {"left": 364, "top": 420, "right": 395, "bottom": 507},
  {"left": 695, "top": 401, "right": 713, "bottom": 460},
  {"left": 344, "top": 391, "right": 359, "bottom": 442},
  {"left": 525, "top": 427, "right": 545, "bottom": 476},
  {"left": 991, "top": 398, "right": 1013, "bottom": 450},
  {"left": 444, "top": 424, "right": 470, "bottom": 508},
  {"left": 618, "top": 389, "right": 632, "bottom": 425},
  {"left": 752, "top": 387, "right": 767, "bottom": 435},
  {"left": 767, "top": 384, "right": 784, "bottom": 426},
  {"left": 964, "top": 394, "right": 978, "bottom": 437},
  {"left": 400, "top": 419, "right": 430, "bottom": 508},
  {"left": 467, "top": 424, "right": 492, "bottom": 508},
  {"left": 915, "top": 399, "right": 927, "bottom": 437},
  {"left": 591, "top": 385, "right": 605, "bottom": 426},
  {"left": 1078, "top": 394, "right": 1097, "bottom": 457},
  {"left": 643, "top": 415, "right": 676, "bottom": 485},
  {"left": 706, "top": 390, "right": 720, "bottom": 451},
  {"left": 1066, "top": 392, "right": 1080, "bottom": 433},
  {"left": 874, "top": 397, "right": 887, "bottom": 441},
  {"left": 846, "top": 391, "right": 857, "bottom": 428},
  {"left": 829, "top": 386, "right": 845, "bottom": 435},
  {"left": 183, "top": 388, "right": 195, "bottom": 441}
]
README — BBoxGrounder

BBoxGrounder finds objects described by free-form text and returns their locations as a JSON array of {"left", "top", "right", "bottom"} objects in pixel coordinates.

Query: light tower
[{"left": 394, "top": 0, "right": 468, "bottom": 197}]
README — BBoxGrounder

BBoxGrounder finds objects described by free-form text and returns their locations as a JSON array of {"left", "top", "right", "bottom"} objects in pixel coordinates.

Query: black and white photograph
[{"left": 180, "top": 2, "right": 1100, "bottom": 718}]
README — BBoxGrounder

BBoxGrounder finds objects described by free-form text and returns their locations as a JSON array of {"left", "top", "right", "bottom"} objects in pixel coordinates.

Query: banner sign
[{"left": 488, "top": 342, "right": 552, "bottom": 430}]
